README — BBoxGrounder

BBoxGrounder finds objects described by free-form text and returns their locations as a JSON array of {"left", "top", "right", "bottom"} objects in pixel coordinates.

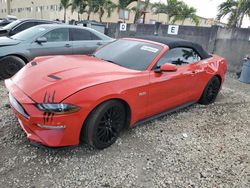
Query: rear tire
[
  {"left": 82, "top": 100, "right": 126, "bottom": 149},
  {"left": 0, "top": 56, "right": 26, "bottom": 79},
  {"left": 199, "top": 76, "right": 221, "bottom": 105}
]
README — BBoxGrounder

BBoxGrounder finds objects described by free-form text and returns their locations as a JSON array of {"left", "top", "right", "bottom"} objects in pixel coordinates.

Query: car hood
[
  {"left": 0, "top": 36, "right": 20, "bottom": 46},
  {"left": 11, "top": 55, "right": 140, "bottom": 103}
]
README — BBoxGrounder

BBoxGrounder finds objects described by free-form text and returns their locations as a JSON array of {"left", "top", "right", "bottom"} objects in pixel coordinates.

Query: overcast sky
[{"left": 151, "top": 0, "right": 250, "bottom": 27}]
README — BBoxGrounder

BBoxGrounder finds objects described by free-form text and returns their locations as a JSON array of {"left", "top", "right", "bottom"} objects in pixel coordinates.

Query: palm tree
[
  {"left": 217, "top": 0, "right": 250, "bottom": 28},
  {"left": 237, "top": 0, "right": 250, "bottom": 27},
  {"left": 60, "top": 0, "right": 72, "bottom": 22},
  {"left": 132, "top": 0, "right": 150, "bottom": 23},
  {"left": 173, "top": 4, "right": 199, "bottom": 25},
  {"left": 86, "top": 0, "right": 99, "bottom": 20},
  {"left": 94, "top": 0, "right": 117, "bottom": 22},
  {"left": 71, "top": 0, "right": 88, "bottom": 21},
  {"left": 152, "top": 0, "right": 183, "bottom": 23}
]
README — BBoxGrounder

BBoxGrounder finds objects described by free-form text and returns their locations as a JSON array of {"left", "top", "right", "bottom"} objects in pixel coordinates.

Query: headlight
[{"left": 36, "top": 103, "right": 80, "bottom": 114}]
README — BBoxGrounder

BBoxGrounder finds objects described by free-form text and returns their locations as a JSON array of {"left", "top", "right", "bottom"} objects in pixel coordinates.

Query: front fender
[{"left": 62, "top": 77, "right": 150, "bottom": 128}]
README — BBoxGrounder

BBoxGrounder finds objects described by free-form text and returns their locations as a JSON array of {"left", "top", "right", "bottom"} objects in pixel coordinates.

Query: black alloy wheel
[
  {"left": 0, "top": 56, "right": 26, "bottom": 79},
  {"left": 82, "top": 100, "right": 126, "bottom": 149},
  {"left": 199, "top": 76, "right": 221, "bottom": 105}
]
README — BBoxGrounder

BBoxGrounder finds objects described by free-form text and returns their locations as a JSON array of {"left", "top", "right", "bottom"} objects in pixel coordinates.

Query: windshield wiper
[
  {"left": 91, "top": 55, "right": 121, "bottom": 67},
  {"left": 103, "top": 59, "right": 121, "bottom": 67}
]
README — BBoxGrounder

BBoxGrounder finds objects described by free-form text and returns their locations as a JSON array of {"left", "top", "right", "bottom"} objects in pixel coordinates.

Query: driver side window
[
  {"left": 43, "top": 28, "right": 69, "bottom": 42},
  {"left": 157, "top": 47, "right": 201, "bottom": 67}
]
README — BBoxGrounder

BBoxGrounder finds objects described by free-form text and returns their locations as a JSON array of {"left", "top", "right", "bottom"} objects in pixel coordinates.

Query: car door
[
  {"left": 148, "top": 47, "right": 202, "bottom": 116},
  {"left": 70, "top": 28, "right": 105, "bottom": 55},
  {"left": 28, "top": 28, "right": 73, "bottom": 59}
]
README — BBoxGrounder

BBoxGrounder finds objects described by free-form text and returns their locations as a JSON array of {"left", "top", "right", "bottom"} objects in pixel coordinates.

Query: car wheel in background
[
  {"left": 0, "top": 56, "right": 26, "bottom": 79},
  {"left": 199, "top": 76, "right": 221, "bottom": 105},
  {"left": 82, "top": 100, "right": 126, "bottom": 149}
]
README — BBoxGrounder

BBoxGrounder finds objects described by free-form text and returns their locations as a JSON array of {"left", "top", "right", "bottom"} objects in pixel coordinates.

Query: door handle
[
  {"left": 189, "top": 70, "right": 197, "bottom": 76},
  {"left": 96, "top": 42, "right": 103, "bottom": 46},
  {"left": 64, "top": 44, "right": 72, "bottom": 48}
]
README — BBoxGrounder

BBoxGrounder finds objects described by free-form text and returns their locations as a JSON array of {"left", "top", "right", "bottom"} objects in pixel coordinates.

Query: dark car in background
[
  {"left": 0, "top": 18, "right": 60, "bottom": 37},
  {"left": 0, "top": 24, "right": 114, "bottom": 79},
  {"left": 0, "top": 16, "right": 17, "bottom": 27}
]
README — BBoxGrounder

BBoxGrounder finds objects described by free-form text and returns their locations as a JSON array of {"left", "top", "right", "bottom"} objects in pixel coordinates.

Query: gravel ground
[{"left": 0, "top": 74, "right": 250, "bottom": 188}]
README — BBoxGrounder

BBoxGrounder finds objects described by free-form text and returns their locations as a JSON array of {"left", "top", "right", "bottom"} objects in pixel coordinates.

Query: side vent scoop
[{"left": 48, "top": 75, "right": 61, "bottom": 80}]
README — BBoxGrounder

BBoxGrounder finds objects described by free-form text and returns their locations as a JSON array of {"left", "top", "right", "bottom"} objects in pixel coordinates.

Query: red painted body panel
[{"left": 5, "top": 38, "right": 227, "bottom": 147}]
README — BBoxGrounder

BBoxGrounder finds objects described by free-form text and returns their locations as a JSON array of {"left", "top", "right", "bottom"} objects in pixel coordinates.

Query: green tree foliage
[
  {"left": 93, "top": 0, "right": 117, "bottom": 22},
  {"left": 60, "top": 0, "right": 72, "bottom": 22},
  {"left": 152, "top": 0, "right": 184, "bottom": 23},
  {"left": 217, "top": 0, "right": 250, "bottom": 28},
  {"left": 71, "top": 0, "right": 88, "bottom": 21},
  {"left": 173, "top": 3, "right": 199, "bottom": 25}
]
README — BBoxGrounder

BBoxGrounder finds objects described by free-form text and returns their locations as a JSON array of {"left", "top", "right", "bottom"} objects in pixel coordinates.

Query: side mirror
[
  {"left": 36, "top": 37, "right": 47, "bottom": 43},
  {"left": 155, "top": 63, "right": 177, "bottom": 73},
  {"left": 9, "top": 29, "right": 17, "bottom": 36}
]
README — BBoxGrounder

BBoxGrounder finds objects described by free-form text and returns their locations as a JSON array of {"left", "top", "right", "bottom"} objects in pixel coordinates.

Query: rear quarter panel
[{"left": 195, "top": 55, "right": 227, "bottom": 100}]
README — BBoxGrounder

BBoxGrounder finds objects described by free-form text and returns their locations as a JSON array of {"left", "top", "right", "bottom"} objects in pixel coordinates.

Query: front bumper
[{"left": 5, "top": 79, "right": 85, "bottom": 147}]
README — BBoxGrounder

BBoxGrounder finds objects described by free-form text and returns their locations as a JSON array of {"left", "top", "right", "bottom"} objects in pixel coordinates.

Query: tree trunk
[
  {"left": 181, "top": 19, "right": 185, "bottom": 25},
  {"left": 133, "top": 11, "right": 140, "bottom": 24},
  {"left": 87, "top": 8, "right": 91, "bottom": 20},
  {"left": 238, "top": 13, "right": 244, "bottom": 28},
  {"left": 64, "top": 9, "right": 66, "bottom": 22},
  {"left": 166, "top": 16, "right": 171, "bottom": 24},
  {"left": 134, "top": 0, "right": 141, "bottom": 24},
  {"left": 99, "top": 13, "right": 102, "bottom": 23},
  {"left": 142, "top": 13, "right": 146, "bottom": 24},
  {"left": 99, "top": 8, "right": 104, "bottom": 23}
]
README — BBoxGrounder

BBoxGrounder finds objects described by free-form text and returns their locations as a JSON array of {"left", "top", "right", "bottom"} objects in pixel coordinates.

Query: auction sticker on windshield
[{"left": 140, "top": 46, "right": 159, "bottom": 53}]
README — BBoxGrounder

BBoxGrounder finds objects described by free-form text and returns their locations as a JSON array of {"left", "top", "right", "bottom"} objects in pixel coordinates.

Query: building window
[
  {"left": 119, "top": 9, "right": 129, "bottom": 20},
  {"left": 25, "top": 7, "right": 31, "bottom": 12}
]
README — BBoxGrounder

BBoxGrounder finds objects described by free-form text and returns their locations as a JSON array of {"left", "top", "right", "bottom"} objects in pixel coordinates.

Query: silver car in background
[{"left": 0, "top": 24, "right": 114, "bottom": 79}]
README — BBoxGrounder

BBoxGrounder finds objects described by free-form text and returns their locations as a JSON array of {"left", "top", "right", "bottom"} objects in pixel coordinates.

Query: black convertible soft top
[{"left": 133, "top": 36, "right": 211, "bottom": 59}]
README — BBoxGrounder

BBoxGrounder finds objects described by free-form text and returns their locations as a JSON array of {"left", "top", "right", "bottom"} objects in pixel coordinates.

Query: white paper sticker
[
  {"left": 140, "top": 46, "right": 159, "bottom": 53},
  {"left": 141, "top": 46, "right": 159, "bottom": 53}
]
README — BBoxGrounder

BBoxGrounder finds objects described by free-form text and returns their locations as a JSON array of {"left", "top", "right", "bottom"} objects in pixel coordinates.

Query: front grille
[{"left": 9, "top": 93, "right": 29, "bottom": 119}]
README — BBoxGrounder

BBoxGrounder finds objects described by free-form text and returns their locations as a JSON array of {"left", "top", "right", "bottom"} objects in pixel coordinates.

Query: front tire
[
  {"left": 0, "top": 56, "right": 26, "bottom": 79},
  {"left": 82, "top": 100, "right": 126, "bottom": 149},
  {"left": 199, "top": 76, "right": 221, "bottom": 105}
]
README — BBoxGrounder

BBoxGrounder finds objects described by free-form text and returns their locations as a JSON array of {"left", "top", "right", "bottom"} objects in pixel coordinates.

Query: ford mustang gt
[{"left": 5, "top": 36, "right": 227, "bottom": 149}]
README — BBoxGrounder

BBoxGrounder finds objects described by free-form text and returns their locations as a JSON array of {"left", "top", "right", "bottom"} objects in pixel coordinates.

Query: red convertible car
[{"left": 5, "top": 36, "right": 227, "bottom": 149}]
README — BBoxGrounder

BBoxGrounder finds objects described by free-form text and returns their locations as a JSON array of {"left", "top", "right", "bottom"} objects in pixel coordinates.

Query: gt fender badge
[{"left": 139, "top": 92, "right": 147, "bottom": 96}]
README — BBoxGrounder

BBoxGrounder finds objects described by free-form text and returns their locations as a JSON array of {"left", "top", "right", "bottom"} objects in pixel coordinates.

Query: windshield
[
  {"left": 94, "top": 39, "right": 162, "bottom": 71},
  {"left": 11, "top": 26, "right": 48, "bottom": 41},
  {"left": 2, "top": 20, "right": 21, "bottom": 30}
]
